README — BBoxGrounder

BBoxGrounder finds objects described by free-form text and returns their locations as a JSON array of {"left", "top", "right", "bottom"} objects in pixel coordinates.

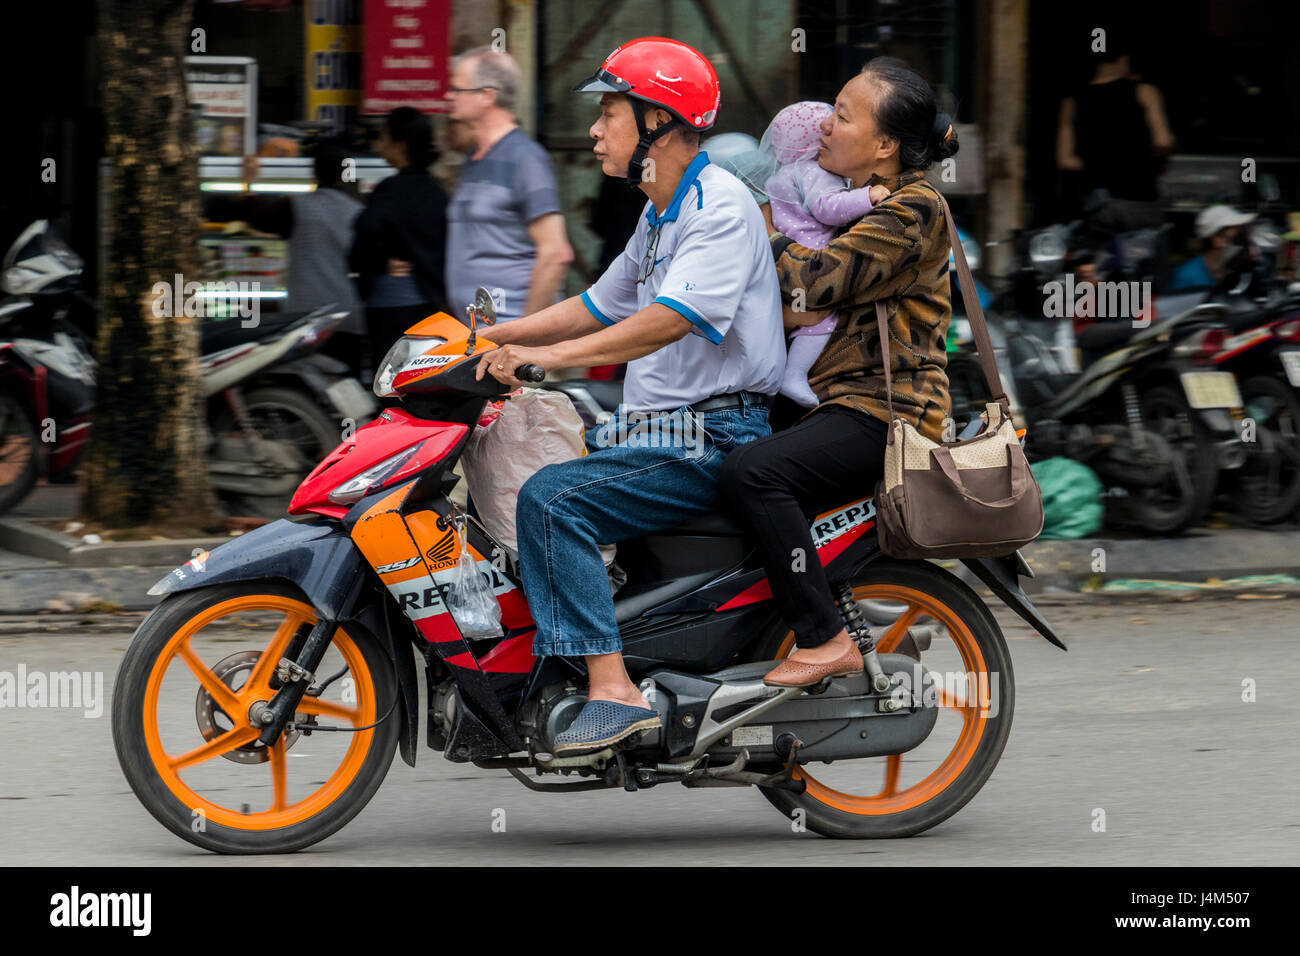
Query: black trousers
[{"left": 718, "top": 404, "right": 889, "bottom": 648}]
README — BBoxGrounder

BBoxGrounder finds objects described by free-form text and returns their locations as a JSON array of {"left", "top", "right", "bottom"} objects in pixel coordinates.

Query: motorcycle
[
  {"left": 951, "top": 218, "right": 1249, "bottom": 534},
  {"left": 201, "top": 305, "right": 376, "bottom": 517},
  {"left": 948, "top": 303, "right": 1246, "bottom": 535},
  {"left": 0, "top": 220, "right": 375, "bottom": 519},
  {"left": 111, "top": 286, "right": 1064, "bottom": 853},
  {"left": 0, "top": 222, "right": 97, "bottom": 514},
  {"left": 1198, "top": 225, "right": 1300, "bottom": 524}
]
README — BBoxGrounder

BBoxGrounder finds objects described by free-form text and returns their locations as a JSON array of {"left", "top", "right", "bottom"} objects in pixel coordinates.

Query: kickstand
[
  {"left": 757, "top": 736, "right": 807, "bottom": 793},
  {"left": 614, "top": 751, "right": 637, "bottom": 792}
]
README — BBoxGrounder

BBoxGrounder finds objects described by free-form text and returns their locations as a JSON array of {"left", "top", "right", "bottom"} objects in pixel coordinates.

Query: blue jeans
[{"left": 516, "top": 395, "right": 770, "bottom": 658}]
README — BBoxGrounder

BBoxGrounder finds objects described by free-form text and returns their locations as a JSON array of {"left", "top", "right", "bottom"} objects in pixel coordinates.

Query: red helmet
[{"left": 573, "top": 37, "right": 721, "bottom": 131}]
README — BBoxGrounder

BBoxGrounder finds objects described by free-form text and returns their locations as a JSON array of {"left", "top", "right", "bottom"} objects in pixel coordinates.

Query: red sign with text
[{"left": 363, "top": 0, "right": 450, "bottom": 114}]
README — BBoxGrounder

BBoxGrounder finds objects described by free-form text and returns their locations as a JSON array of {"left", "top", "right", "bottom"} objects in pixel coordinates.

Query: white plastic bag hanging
[
  {"left": 444, "top": 515, "right": 503, "bottom": 641},
  {"left": 461, "top": 388, "right": 618, "bottom": 568}
]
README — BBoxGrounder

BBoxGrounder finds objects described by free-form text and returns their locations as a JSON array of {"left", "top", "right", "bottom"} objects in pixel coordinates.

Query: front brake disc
[{"left": 194, "top": 650, "right": 302, "bottom": 764}]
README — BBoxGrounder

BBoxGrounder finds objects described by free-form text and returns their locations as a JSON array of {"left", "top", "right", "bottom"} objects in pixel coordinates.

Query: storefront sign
[
  {"left": 362, "top": 0, "right": 450, "bottom": 114},
  {"left": 305, "top": 0, "right": 363, "bottom": 133},
  {"left": 186, "top": 56, "right": 258, "bottom": 156}
]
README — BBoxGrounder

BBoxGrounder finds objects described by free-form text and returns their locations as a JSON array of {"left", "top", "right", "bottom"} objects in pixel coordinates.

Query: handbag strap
[
  {"left": 931, "top": 444, "right": 1030, "bottom": 506},
  {"left": 874, "top": 185, "right": 1011, "bottom": 429}
]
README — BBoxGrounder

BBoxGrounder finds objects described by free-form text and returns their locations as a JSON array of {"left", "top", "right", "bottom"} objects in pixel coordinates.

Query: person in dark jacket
[{"left": 350, "top": 107, "right": 449, "bottom": 373}]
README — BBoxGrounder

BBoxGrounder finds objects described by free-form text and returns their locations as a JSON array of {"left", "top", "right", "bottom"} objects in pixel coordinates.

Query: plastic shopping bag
[
  {"left": 461, "top": 388, "right": 618, "bottom": 570},
  {"left": 444, "top": 516, "right": 504, "bottom": 640}
]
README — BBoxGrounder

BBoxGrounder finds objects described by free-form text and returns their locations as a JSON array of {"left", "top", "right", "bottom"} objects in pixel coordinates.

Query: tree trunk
[{"left": 82, "top": 0, "right": 219, "bottom": 531}]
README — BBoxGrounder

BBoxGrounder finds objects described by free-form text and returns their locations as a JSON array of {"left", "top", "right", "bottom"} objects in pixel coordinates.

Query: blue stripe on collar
[{"left": 645, "top": 150, "right": 711, "bottom": 228}]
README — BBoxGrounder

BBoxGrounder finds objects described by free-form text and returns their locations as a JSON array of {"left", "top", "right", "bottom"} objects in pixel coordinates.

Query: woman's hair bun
[{"left": 930, "top": 112, "right": 960, "bottom": 161}]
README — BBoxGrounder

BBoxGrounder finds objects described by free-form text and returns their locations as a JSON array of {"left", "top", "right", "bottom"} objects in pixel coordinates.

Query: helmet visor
[{"left": 571, "top": 67, "right": 632, "bottom": 95}]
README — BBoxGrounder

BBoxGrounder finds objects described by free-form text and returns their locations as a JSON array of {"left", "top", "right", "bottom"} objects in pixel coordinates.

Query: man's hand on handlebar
[{"left": 475, "top": 344, "right": 553, "bottom": 388}]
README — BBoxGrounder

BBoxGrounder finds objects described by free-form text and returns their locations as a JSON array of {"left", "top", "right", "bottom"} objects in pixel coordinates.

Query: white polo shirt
[{"left": 580, "top": 152, "right": 786, "bottom": 412}]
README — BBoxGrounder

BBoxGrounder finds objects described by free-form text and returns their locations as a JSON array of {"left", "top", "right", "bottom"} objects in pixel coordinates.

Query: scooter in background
[
  {"left": 0, "top": 221, "right": 96, "bottom": 514},
  {"left": 201, "top": 305, "right": 378, "bottom": 518}
]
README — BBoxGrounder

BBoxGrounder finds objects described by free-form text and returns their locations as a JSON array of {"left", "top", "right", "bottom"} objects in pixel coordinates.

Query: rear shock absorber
[{"left": 833, "top": 581, "right": 892, "bottom": 693}]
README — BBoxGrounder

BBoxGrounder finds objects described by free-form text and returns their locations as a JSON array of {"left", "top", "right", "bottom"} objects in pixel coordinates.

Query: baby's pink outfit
[{"left": 765, "top": 102, "right": 879, "bottom": 407}]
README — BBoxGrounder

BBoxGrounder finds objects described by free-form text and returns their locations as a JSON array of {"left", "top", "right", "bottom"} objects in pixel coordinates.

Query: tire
[
  {"left": 1138, "top": 384, "right": 1219, "bottom": 528},
  {"left": 111, "top": 582, "right": 399, "bottom": 854},
  {"left": 1117, "top": 429, "right": 1200, "bottom": 535},
  {"left": 1233, "top": 375, "right": 1300, "bottom": 525},
  {"left": 0, "top": 391, "right": 38, "bottom": 515},
  {"left": 749, "top": 559, "right": 1014, "bottom": 839},
  {"left": 212, "top": 386, "right": 341, "bottom": 518}
]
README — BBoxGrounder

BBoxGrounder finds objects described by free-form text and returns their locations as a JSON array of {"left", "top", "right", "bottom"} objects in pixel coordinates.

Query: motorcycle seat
[
  {"left": 664, "top": 509, "right": 749, "bottom": 537},
  {"left": 200, "top": 311, "right": 308, "bottom": 356},
  {"left": 1075, "top": 321, "right": 1140, "bottom": 353}
]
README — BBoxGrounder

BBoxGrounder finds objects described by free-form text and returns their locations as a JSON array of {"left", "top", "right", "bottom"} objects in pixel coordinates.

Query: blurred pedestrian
[
  {"left": 350, "top": 107, "right": 449, "bottom": 371},
  {"left": 1056, "top": 29, "right": 1175, "bottom": 231},
  {"left": 214, "top": 140, "right": 363, "bottom": 316},
  {"left": 444, "top": 47, "right": 573, "bottom": 322}
]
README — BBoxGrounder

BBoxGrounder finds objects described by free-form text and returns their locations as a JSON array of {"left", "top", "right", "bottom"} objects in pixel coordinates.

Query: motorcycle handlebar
[{"left": 515, "top": 363, "right": 546, "bottom": 383}]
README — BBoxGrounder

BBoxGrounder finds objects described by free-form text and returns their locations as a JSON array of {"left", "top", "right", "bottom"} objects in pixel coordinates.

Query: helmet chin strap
[{"left": 627, "top": 100, "right": 681, "bottom": 186}]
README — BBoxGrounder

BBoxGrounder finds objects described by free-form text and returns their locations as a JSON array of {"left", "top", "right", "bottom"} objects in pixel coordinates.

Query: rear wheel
[
  {"left": 751, "top": 559, "right": 1014, "bottom": 838},
  {"left": 112, "top": 583, "right": 399, "bottom": 854},
  {"left": 1135, "top": 384, "right": 1218, "bottom": 530}
]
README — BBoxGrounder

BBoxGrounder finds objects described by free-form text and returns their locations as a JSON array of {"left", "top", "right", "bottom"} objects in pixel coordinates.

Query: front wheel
[
  {"left": 0, "top": 391, "right": 38, "bottom": 515},
  {"left": 112, "top": 583, "right": 399, "bottom": 854},
  {"left": 1231, "top": 375, "right": 1300, "bottom": 525},
  {"left": 751, "top": 559, "right": 1015, "bottom": 839},
  {"left": 213, "top": 386, "right": 342, "bottom": 518}
]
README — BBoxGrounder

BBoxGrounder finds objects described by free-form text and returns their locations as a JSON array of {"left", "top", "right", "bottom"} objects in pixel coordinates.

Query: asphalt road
[{"left": 1, "top": 596, "right": 1297, "bottom": 866}]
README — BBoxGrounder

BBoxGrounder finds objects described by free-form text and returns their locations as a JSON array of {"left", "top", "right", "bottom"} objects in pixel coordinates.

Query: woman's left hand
[{"left": 761, "top": 202, "right": 777, "bottom": 238}]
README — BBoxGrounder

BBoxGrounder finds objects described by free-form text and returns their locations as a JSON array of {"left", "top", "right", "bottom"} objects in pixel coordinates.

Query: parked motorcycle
[
  {"left": 201, "top": 305, "right": 376, "bottom": 517},
  {"left": 0, "top": 220, "right": 376, "bottom": 519},
  {"left": 112, "top": 286, "right": 1064, "bottom": 853},
  {"left": 0, "top": 222, "right": 96, "bottom": 514},
  {"left": 1202, "top": 278, "right": 1300, "bottom": 524},
  {"left": 948, "top": 296, "right": 1246, "bottom": 533}
]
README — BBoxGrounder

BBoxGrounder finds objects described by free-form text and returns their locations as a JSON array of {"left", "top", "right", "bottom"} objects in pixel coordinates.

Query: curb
[
  {"left": 0, "top": 566, "right": 170, "bottom": 613},
  {"left": 3, "top": 525, "right": 1300, "bottom": 615},
  {"left": 0, "top": 518, "right": 227, "bottom": 569},
  {"left": 1009, "top": 528, "right": 1300, "bottom": 594}
]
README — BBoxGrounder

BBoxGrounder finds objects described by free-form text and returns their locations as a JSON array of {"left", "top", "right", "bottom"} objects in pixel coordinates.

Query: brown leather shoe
[{"left": 763, "top": 643, "right": 865, "bottom": 687}]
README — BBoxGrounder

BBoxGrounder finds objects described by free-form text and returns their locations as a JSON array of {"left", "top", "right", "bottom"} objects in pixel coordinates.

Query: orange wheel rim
[
  {"left": 777, "top": 584, "right": 990, "bottom": 815},
  {"left": 141, "top": 595, "right": 376, "bottom": 830}
]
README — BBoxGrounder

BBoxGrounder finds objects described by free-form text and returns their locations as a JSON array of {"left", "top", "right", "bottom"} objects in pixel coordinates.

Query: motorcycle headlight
[
  {"left": 328, "top": 443, "right": 425, "bottom": 505},
  {"left": 1029, "top": 230, "right": 1067, "bottom": 272},
  {"left": 373, "top": 334, "right": 448, "bottom": 398}
]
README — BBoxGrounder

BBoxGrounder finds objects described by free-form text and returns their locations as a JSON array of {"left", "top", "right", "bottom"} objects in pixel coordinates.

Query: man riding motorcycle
[{"left": 474, "top": 37, "right": 785, "bottom": 754}]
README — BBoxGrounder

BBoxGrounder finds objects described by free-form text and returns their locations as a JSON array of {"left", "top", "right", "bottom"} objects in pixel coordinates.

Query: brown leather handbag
[{"left": 872, "top": 190, "right": 1044, "bottom": 559}]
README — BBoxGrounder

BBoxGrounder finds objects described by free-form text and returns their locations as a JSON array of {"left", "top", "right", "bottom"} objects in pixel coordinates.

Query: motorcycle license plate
[
  {"left": 326, "top": 377, "right": 378, "bottom": 421},
  {"left": 1178, "top": 371, "right": 1242, "bottom": 410},
  {"left": 1280, "top": 351, "right": 1300, "bottom": 388}
]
